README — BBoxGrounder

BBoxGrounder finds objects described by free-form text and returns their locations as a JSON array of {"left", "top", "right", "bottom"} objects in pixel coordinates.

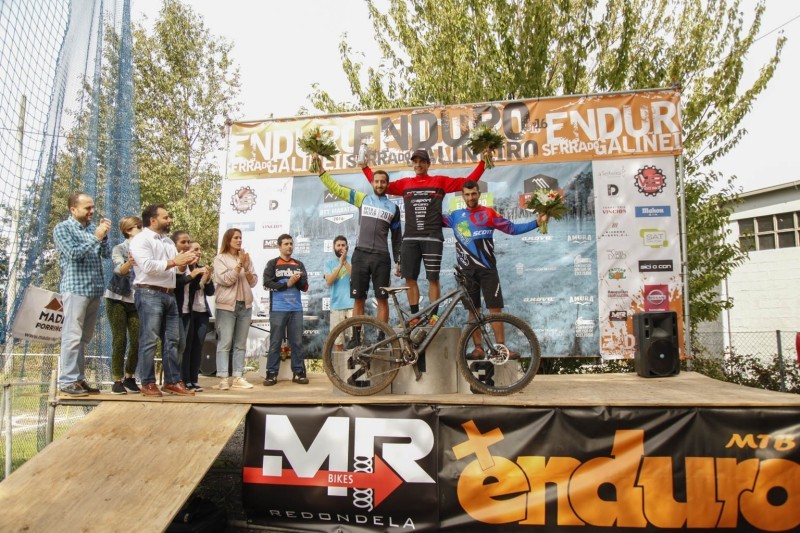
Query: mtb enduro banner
[
  {"left": 241, "top": 404, "right": 800, "bottom": 532},
  {"left": 221, "top": 89, "right": 684, "bottom": 358},
  {"left": 228, "top": 90, "right": 682, "bottom": 177}
]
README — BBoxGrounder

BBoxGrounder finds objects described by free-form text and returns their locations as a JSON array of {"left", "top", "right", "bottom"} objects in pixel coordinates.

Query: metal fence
[
  {"left": 692, "top": 330, "right": 798, "bottom": 360},
  {"left": 0, "top": 351, "right": 126, "bottom": 481},
  {"left": 0, "top": 379, "right": 95, "bottom": 481},
  {"left": 691, "top": 330, "right": 799, "bottom": 394}
]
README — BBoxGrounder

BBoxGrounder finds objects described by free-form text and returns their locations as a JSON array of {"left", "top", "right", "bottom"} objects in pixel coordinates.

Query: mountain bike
[{"left": 322, "top": 268, "right": 541, "bottom": 396}]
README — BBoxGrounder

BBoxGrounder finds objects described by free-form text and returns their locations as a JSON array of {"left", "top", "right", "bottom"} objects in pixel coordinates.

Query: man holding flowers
[
  {"left": 443, "top": 181, "right": 548, "bottom": 359},
  {"left": 315, "top": 156, "right": 401, "bottom": 340}
]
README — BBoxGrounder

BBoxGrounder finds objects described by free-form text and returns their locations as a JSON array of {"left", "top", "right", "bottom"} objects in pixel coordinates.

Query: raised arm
[
  {"left": 362, "top": 165, "right": 374, "bottom": 183},
  {"left": 466, "top": 159, "right": 487, "bottom": 181},
  {"left": 365, "top": 165, "right": 408, "bottom": 196},
  {"left": 442, "top": 160, "right": 487, "bottom": 193},
  {"left": 320, "top": 171, "right": 365, "bottom": 208}
]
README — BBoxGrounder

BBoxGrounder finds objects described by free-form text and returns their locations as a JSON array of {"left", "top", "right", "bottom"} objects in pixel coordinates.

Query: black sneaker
[
  {"left": 60, "top": 383, "right": 89, "bottom": 397},
  {"left": 111, "top": 381, "right": 127, "bottom": 395},
  {"left": 122, "top": 377, "right": 141, "bottom": 394},
  {"left": 189, "top": 383, "right": 204, "bottom": 392},
  {"left": 77, "top": 379, "right": 101, "bottom": 394},
  {"left": 345, "top": 328, "right": 362, "bottom": 350},
  {"left": 292, "top": 372, "right": 309, "bottom": 385},
  {"left": 263, "top": 372, "right": 278, "bottom": 386}
]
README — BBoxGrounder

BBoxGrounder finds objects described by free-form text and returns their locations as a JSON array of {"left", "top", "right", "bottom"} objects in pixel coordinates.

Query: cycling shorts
[
  {"left": 350, "top": 249, "right": 392, "bottom": 300},
  {"left": 400, "top": 239, "right": 443, "bottom": 281},
  {"left": 464, "top": 268, "right": 503, "bottom": 309}
]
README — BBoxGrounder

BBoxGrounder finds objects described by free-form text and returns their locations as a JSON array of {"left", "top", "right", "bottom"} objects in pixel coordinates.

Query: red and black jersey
[{"left": 363, "top": 161, "right": 485, "bottom": 240}]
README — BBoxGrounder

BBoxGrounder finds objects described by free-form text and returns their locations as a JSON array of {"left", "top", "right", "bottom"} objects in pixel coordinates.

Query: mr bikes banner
[
  {"left": 242, "top": 404, "right": 800, "bottom": 531},
  {"left": 221, "top": 89, "right": 684, "bottom": 358}
]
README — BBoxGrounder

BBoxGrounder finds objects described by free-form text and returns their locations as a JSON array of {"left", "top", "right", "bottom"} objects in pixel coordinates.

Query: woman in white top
[
  {"left": 105, "top": 216, "right": 142, "bottom": 395},
  {"left": 212, "top": 228, "right": 257, "bottom": 390}
]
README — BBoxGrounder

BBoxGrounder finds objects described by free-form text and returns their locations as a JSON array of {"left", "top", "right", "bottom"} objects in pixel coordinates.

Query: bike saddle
[{"left": 382, "top": 286, "right": 409, "bottom": 293}]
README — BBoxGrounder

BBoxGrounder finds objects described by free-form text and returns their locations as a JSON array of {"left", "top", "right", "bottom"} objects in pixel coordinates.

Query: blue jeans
[
  {"left": 267, "top": 310, "right": 305, "bottom": 374},
  {"left": 59, "top": 293, "right": 101, "bottom": 385},
  {"left": 215, "top": 302, "right": 251, "bottom": 378},
  {"left": 135, "top": 288, "right": 181, "bottom": 384}
]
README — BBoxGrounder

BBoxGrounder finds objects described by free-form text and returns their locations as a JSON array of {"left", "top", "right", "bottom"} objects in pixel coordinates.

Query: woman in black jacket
[{"left": 177, "top": 240, "right": 215, "bottom": 391}]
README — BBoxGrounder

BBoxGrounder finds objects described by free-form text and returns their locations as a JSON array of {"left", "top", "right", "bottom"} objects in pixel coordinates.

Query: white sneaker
[
  {"left": 231, "top": 376, "right": 254, "bottom": 389},
  {"left": 214, "top": 377, "right": 231, "bottom": 390}
]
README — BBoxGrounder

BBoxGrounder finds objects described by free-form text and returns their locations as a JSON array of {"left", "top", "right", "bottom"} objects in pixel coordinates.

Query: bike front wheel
[
  {"left": 322, "top": 316, "right": 401, "bottom": 396},
  {"left": 457, "top": 313, "right": 541, "bottom": 395}
]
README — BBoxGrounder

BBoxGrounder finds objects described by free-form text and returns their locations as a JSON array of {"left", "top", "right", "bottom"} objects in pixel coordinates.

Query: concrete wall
[{"left": 723, "top": 183, "right": 800, "bottom": 332}]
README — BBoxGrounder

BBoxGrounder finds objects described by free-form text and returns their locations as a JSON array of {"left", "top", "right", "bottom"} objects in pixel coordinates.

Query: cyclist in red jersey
[{"left": 361, "top": 147, "right": 492, "bottom": 321}]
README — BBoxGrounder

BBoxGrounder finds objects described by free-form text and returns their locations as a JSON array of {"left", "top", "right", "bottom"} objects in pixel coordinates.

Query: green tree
[
  {"left": 133, "top": 0, "right": 240, "bottom": 253},
  {"left": 42, "top": 0, "right": 239, "bottom": 287},
  {"left": 310, "top": 0, "right": 783, "bottom": 329}
]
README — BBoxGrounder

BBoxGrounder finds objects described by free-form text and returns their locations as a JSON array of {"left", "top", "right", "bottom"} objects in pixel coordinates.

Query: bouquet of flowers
[
  {"left": 526, "top": 189, "right": 567, "bottom": 234},
  {"left": 465, "top": 124, "right": 504, "bottom": 169},
  {"left": 298, "top": 127, "right": 339, "bottom": 174}
]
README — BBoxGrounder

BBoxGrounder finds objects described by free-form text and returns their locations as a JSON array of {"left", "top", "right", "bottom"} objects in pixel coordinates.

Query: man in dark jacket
[{"left": 262, "top": 234, "right": 309, "bottom": 386}]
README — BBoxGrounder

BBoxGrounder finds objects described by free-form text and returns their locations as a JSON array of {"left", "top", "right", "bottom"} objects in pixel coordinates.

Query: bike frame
[{"left": 386, "top": 278, "right": 484, "bottom": 356}]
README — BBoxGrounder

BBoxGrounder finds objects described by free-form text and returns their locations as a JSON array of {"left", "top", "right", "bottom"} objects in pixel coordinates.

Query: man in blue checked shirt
[{"left": 53, "top": 192, "right": 112, "bottom": 397}]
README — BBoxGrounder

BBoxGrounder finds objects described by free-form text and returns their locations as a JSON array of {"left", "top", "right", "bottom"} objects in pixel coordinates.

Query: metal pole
[
  {"left": 678, "top": 151, "right": 692, "bottom": 362},
  {"left": 2, "top": 96, "right": 27, "bottom": 377},
  {"left": 0, "top": 384, "right": 5, "bottom": 472},
  {"left": 724, "top": 278, "right": 733, "bottom": 352},
  {"left": 5, "top": 96, "right": 27, "bottom": 325},
  {"left": 3, "top": 383, "right": 12, "bottom": 478},
  {"left": 776, "top": 330, "right": 786, "bottom": 393},
  {"left": 45, "top": 369, "right": 58, "bottom": 445}
]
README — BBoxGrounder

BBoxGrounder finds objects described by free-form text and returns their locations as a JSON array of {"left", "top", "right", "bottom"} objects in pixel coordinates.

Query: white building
[{"left": 720, "top": 180, "right": 800, "bottom": 334}]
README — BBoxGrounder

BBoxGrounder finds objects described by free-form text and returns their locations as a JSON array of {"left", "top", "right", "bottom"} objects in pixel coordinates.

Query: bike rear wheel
[
  {"left": 322, "top": 316, "right": 401, "bottom": 396},
  {"left": 457, "top": 313, "right": 541, "bottom": 395}
]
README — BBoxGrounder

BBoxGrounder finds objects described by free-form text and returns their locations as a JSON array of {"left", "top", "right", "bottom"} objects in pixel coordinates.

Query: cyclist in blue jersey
[{"left": 443, "top": 180, "right": 548, "bottom": 359}]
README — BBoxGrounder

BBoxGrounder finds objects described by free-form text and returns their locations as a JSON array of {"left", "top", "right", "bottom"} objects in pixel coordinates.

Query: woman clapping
[{"left": 212, "top": 228, "right": 257, "bottom": 390}]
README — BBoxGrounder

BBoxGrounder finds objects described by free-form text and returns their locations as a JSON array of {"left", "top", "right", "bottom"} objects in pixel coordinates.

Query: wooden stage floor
[
  {"left": 65, "top": 371, "right": 800, "bottom": 408},
  {"left": 4, "top": 371, "right": 794, "bottom": 532}
]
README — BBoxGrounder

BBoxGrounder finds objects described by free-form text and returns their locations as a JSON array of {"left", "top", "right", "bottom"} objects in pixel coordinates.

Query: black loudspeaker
[
  {"left": 633, "top": 311, "right": 680, "bottom": 378},
  {"left": 199, "top": 326, "right": 219, "bottom": 376},
  {"left": 199, "top": 322, "right": 236, "bottom": 376}
]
